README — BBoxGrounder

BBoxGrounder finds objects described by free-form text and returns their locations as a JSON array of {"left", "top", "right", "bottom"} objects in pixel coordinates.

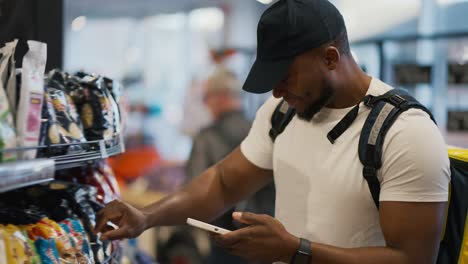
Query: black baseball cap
[{"left": 243, "top": 0, "right": 346, "bottom": 94}]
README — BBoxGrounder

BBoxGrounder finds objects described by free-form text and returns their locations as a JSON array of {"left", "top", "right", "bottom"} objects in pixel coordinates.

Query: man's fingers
[
  {"left": 216, "top": 226, "right": 255, "bottom": 245},
  {"left": 94, "top": 200, "right": 124, "bottom": 234},
  {"left": 233, "top": 212, "right": 267, "bottom": 225},
  {"left": 100, "top": 226, "right": 132, "bottom": 241}
]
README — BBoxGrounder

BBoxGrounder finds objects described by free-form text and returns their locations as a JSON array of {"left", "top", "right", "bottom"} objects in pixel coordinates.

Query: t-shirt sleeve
[
  {"left": 379, "top": 109, "right": 451, "bottom": 202},
  {"left": 240, "top": 96, "right": 280, "bottom": 170}
]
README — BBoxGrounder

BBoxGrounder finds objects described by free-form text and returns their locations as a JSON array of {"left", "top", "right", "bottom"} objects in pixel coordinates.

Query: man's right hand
[{"left": 94, "top": 200, "right": 149, "bottom": 241}]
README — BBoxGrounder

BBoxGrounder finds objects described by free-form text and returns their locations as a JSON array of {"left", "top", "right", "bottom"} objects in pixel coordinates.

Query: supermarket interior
[{"left": 0, "top": 0, "right": 468, "bottom": 263}]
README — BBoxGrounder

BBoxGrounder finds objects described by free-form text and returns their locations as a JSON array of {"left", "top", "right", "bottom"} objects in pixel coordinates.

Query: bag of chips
[
  {"left": 103, "top": 77, "right": 122, "bottom": 136},
  {"left": 21, "top": 228, "right": 42, "bottom": 264},
  {"left": 0, "top": 226, "right": 9, "bottom": 264},
  {"left": 38, "top": 88, "right": 85, "bottom": 157},
  {"left": 0, "top": 66, "right": 17, "bottom": 162},
  {"left": 63, "top": 219, "right": 95, "bottom": 264},
  {"left": 70, "top": 75, "right": 114, "bottom": 141},
  {"left": 0, "top": 39, "right": 19, "bottom": 117},
  {"left": 34, "top": 237, "right": 60, "bottom": 264},
  {"left": 3, "top": 225, "right": 30, "bottom": 263},
  {"left": 17, "top": 40, "right": 47, "bottom": 160}
]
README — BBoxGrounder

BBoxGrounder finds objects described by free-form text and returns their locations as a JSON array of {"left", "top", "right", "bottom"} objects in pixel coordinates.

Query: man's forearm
[
  {"left": 305, "top": 243, "right": 412, "bottom": 264},
  {"left": 141, "top": 165, "right": 236, "bottom": 228}
]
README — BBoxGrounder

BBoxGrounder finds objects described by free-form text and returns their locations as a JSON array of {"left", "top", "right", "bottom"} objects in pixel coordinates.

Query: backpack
[{"left": 269, "top": 88, "right": 468, "bottom": 264}]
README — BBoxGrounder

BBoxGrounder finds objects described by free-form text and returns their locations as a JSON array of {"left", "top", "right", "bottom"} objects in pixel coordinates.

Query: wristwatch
[{"left": 291, "top": 238, "right": 312, "bottom": 264}]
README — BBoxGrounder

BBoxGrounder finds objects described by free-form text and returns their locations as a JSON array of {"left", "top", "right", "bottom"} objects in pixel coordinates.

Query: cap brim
[{"left": 242, "top": 57, "right": 294, "bottom": 94}]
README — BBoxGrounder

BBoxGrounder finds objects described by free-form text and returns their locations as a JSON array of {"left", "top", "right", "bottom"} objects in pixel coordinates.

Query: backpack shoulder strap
[
  {"left": 269, "top": 100, "right": 296, "bottom": 142},
  {"left": 359, "top": 88, "right": 435, "bottom": 209}
]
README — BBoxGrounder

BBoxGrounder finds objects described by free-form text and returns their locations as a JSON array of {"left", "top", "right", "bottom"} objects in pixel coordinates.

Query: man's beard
[{"left": 296, "top": 86, "right": 335, "bottom": 122}]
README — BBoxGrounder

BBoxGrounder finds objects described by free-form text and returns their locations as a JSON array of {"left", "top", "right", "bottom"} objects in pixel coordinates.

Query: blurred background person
[{"left": 186, "top": 66, "right": 275, "bottom": 264}]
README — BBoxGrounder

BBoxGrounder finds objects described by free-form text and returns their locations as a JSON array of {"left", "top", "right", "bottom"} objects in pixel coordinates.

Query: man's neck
[{"left": 328, "top": 59, "right": 372, "bottom": 109}]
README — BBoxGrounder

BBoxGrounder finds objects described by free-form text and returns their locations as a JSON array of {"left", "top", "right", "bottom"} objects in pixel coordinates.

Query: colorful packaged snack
[
  {"left": 3, "top": 225, "right": 29, "bottom": 263},
  {"left": 21, "top": 229, "right": 42, "bottom": 264},
  {"left": 0, "top": 66, "right": 17, "bottom": 162},
  {"left": 69, "top": 75, "right": 114, "bottom": 141},
  {"left": 34, "top": 237, "right": 60, "bottom": 264},
  {"left": 0, "top": 39, "right": 18, "bottom": 117},
  {"left": 17, "top": 40, "right": 47, "bottom": 160},
  {"left": 97, "top": 160, "right": 120, "bottom": 197},
  {"left": 64, "top": 219, "right": 95, "bottom": 264},
  {"left": 0, "top": 226, "right": 9, "bottom": 264}
]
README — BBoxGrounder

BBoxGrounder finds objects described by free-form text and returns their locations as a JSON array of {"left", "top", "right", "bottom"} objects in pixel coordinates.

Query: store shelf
[
  {"left": 0, "top": 134, "right": 125, "bottom": 193},
  {"left": 0, "top": 159, "right": 55, "bottom": 193}
]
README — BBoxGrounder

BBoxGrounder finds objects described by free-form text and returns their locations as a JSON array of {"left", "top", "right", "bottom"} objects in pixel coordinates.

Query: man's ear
[{"left": 323, "top": 46, "right": 340, "bottom": 70}]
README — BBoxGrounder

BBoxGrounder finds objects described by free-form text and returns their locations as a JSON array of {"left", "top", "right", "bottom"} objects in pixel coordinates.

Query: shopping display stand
[
  {"left": 0, "top": 134, "right": 125, "bottom": 263},
  {"left": 0, "top": 134, "right": 125, "bottom": 194}
]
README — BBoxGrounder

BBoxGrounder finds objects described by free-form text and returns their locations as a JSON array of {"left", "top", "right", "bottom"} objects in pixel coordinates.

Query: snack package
[
  {"left": 34, "top": 237, "right": 60, "bottom": 264},
  {"left": 3, "top": 225, "right": 29, "bottom": 263},
  {"left": 61, "top": 219, "right": 94, "bottom": 264},
  {"left": 0, "top": 226, "right": 9, "bottom": 264},
  {"left": 48, "top": 86, "right": 86, "bottom": 143},
  {"left": 38, "top": 90, "right": 85, "bottom": 157},
  {"left": 17, "top": 40, "right": 47, "bottom": 160},
  {"left": 0, "top": 67, "right": 17, "bottom": 162},
  {"left": 69, "top": 75, "right": 114, "bottom": 141},
  {"left": 103, "top": 77, "right": 122, "bottom": 136},
  {"left": 97, "top": 160, "right": 120, "bottom": 197},
  {"left": 83, "top": 166, "right": 115, "bottom": 204},
  {"left": 0, "top": 39, "right": 19, "bottom": 116},
  {"left": 21, "top": 228, "right": 42, "bottom": 264}
]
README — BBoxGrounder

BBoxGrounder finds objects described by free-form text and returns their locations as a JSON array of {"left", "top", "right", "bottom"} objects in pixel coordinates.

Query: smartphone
[{"left": 186, "top": 218, "right": 231, "bottom": 235}]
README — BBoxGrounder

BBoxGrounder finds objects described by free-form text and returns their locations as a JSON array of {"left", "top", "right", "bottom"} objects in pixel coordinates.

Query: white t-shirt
[{"left": 241, "top": 77, "right": 450, "bottom": 248}]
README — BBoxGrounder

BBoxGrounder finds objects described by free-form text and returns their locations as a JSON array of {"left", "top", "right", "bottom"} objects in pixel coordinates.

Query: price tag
[
  {"left": 99, "top": 140, "right": 109, "bottom": 158},
  {"left": 119, "top": 133, "right": 126, "bottom": 153}
]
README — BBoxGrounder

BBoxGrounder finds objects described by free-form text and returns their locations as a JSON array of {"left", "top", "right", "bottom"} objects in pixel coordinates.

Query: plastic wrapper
[
  {"left": 3, "top": 225, "right": 30, "bottom": 263},
  {"left": 28, "top": 218, "right": 78, "bottom": 263},
  {"left": 48, "top": 85, "right": 86, "bottom": 141},
  {"left": 0, "top": 226, "right": 8, "bottom": 264},
  {"left": 103, "top": 77, "right": 122, "bottom": 136},
  {"left": 97, "top": 160, "right": 120, "bottom": 197},
  {"left": 84, "top": 166, "right": 115, "bottom": 204},
  {"left": 17, "top": 40, "right": 47, "bottom": 160},
  {"left": 0, "top": 59, "right": 17, "bottom": 162},
  {"left": 34, "top": 237, "right": 60, "bottom": 264},
  {"left": 0, "top": 39, "right": 18, "bottom": 117},
  {"left": 36, "top": 183, "right": 104, "bottom": 263},
  {"left": 60, "top": 219, "right": 94, "bottom": 264},
  {"left": 68, "top": 75, "right": 114, "bottom": 141},
  {"left": 38, "top": 89, "right": 85, "bottom": 157},
  {"left": 21, "top": 228, "right": 42, "bottom": 264}
]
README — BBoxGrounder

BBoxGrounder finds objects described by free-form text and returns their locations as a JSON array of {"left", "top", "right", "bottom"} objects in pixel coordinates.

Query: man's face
[{"left": 272, "top": 50, "right": 336, "bottom": 121}]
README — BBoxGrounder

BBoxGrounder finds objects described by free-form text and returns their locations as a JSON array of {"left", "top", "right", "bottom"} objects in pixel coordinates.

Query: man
[
  {"left": 186, "top": 67, "right": 275, "bottom": 264},
  {"left": 95, "top": 1, "right": 450, "bottom": 263}
]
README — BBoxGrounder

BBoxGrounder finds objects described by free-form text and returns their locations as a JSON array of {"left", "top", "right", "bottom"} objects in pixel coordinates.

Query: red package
[
  {"left": 97, "top": 161, "right": 120, "bottom": 198},
  {"left": 82, "top": 166, "right": 114, "bottom": 204}
]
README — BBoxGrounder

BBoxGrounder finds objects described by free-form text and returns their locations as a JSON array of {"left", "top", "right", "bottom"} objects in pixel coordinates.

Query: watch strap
[{"left": 291, "top": 238, "right": 311, "bottom": 264}]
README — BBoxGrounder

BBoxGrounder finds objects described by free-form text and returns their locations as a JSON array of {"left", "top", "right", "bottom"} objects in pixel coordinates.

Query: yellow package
[
  {"left": 0, "top": 225, "right": 9, "bottom": 264},
  {"left": 40, "top": 219, "right": 73, "bottom": 253},
  {"left": 4, "top": 225, "right": 29, "bottom": 263}
]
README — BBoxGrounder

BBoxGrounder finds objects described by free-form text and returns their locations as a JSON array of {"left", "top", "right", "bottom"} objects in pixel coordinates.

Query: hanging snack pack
[
  {"left": 103, "top": 77, "right": 122, "bottom": 136},
  {"left": 17, "top": 41, "right": 47, "bottom": 160},
  {"left": 2, "top": 225, "right": 30, "bottom": 263},
  {"left": 69, "top": 75, "right": 114, "bottom": 141},
  {"left": 34, "top": 237, "right": 60, "bottom": 264},
  {"left": 0, "top": 227, "right": 7, "bottom": 264},
  {"left": 0, "top": 39, "right": 19, "bottom": 117},
  {"left": 0, "top": 42, "right": 18, "bottom": 162},
  {"left": 38, "top": 85, "right": 86, "bottom": 156}
]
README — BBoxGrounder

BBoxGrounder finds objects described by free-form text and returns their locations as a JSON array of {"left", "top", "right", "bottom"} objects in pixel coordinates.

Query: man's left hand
[{"left": 213, "top": 212, "right": 300, "bottom": 263}]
